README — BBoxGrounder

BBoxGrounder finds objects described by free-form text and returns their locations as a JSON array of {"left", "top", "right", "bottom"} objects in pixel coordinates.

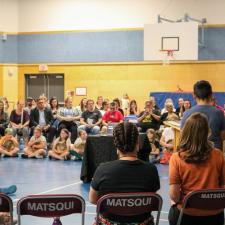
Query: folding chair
[
  {"left": 96, "top": 192, "right": 163, "bottom": 225},
  {"left": 17, "top": 194, "right": 85, "bottom": 225},
  {"left": 177, "top": 188, "right": 225, "bottom": 225},
  {"left": 0, "top": 193, "right": 14, "bottom": 225}
]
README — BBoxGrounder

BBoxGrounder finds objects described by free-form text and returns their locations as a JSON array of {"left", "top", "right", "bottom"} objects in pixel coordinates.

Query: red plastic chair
[
  {"left": 0, "top": 193, "right": 14, "bottom": 225},
  {"left": 96, "top": 192, "right": 163, "bottom": 225},
  {"left": 17, "top": 194, "right": 85, "bottom": 225},
  {"left": 177, "top": 188, "right": 225, "bottom": 225}
]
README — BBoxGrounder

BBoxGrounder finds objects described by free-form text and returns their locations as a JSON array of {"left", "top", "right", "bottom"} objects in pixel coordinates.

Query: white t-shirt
[{"left": 162, "top": 127, "right": 174, "bottom": 143}]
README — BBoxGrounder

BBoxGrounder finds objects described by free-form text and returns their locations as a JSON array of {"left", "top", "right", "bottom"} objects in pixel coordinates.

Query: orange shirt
[
  {"left": 169, "top": 149, "right": 225, "bottom": 216},
  {"left": 0, "top": 136, "right": 18, "bottom": 152}
]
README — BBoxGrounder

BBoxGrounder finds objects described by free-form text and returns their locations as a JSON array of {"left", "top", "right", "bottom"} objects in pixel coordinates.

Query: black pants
[
  {"left": 0, "top": 127, "right": 5, "bottom": 137},
  {"left": 58, "top": 121, "right": 77, "bottom": 144},
  {"left": 168, "top": 205, "right": 224, "bottom": 225}
]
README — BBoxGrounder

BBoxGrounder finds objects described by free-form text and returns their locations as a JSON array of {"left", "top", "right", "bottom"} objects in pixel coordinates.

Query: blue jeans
[{"left": 78, "top": 125, "right": 100, "bottom": 134}]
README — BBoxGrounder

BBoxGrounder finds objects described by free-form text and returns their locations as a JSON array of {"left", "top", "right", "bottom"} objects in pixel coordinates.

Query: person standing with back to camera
[
  {"left": 181, "top": 80, "right": 225, "bottom": 150},
  {"left": 89, "top": 122, "right": 160, "bottom": 225}
]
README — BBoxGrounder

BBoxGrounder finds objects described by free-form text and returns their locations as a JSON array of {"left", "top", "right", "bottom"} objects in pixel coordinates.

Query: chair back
[
  {"left": 0, "top": 193, "right": 14, "bottom": 225},
  {"left": 177, "top": 188, "right": 225, "bottom": 225},
  {"left": 96, "top": 192, "right": 163, "bottom": 225},
  {"left": 17, "top": 194, "right": 85, "bottom": 225}
]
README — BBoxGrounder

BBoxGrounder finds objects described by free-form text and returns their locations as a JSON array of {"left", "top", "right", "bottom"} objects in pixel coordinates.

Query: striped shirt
[{"left": 58, "top": 107, "right": 79, "bottom": 118}]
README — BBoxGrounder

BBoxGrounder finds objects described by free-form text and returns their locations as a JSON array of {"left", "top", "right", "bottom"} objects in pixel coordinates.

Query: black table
[{"left": 80, "top": 133, "right": 146, "bottom": 183}]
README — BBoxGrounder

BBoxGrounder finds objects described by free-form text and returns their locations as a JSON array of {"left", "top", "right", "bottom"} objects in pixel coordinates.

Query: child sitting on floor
[
  {"left": 22, "top": 127, "right": 46, "bottom": 159},
  {"left": 146, "top": 129, "right": 160, "bottom": 163},
  {"left": 159, "top": 127, "right": 174, "bottom": 164},
  {"left": 0, "top": 128, "right": 19, "bottom": 157},
  {"left": 48, "top": 128, "right": 71, "bottom": 160},
  {"left": 70, "top": 129, "right": 87, "bottom": 160}
]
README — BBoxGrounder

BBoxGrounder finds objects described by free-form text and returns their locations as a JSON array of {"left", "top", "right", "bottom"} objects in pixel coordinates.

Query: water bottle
[
  {"left": 107, "top": 124, "right": 113, "bottom": 135},
  {"left": 52, "top": 218, "right": 62, "bottom": 225},
  {"left": 19, "top": 137, "right": 25, "bottom": 152}
]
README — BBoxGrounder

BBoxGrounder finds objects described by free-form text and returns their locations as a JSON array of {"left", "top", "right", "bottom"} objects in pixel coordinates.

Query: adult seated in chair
[
  {"left": 79, "top": 99, "right": 102, "bottom": 135},
  {"left": 175, "top": 98, "right": 184, "bottom": 116},
  {"left": 89, "top": 122, "right": 160, "bottom": 224},
  {"left": 128, "top": 99, "right": 140, "bottom": 116},
  {"left": 149, "top": 96, "right": 160, "bottom": 111},
  {"left": 169, "top": 113, "right": 225, "bottom": 225},
  {"left": 101, "top": 102, "right": 124, "bottom": 133},
  {"left": 178, "top": 99, "right": 191, "bottom": 119},
  {"left": 0, "top": 100, "right": 9, "bottom": 137},
  {"left": 57, "top": 97, "right": 80, "bottom": 143},
  {"left": 24, "top": 97, "right": 35, "bottom": 116},
  {"left": 160, "top": 102, "right": 179, "bottom": 124},
  {"left": 137, "top": 100, "right": 161, "bottom": 132},
  {"left": 29, "top": 98, "right": 56, "bottom": 148},
  {"left": 9, "top": 100, "right": 30, "bottom": 143}
]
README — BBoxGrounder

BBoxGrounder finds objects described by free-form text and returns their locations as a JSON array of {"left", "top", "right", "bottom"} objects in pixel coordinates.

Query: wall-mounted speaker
[{"left": 1, "top": 33, "right": 7, "bottom": 41}]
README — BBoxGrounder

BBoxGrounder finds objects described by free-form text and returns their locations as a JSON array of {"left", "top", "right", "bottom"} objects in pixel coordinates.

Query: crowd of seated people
[{"left": 0, "top": 83, "right": 224, "bottom": 162}]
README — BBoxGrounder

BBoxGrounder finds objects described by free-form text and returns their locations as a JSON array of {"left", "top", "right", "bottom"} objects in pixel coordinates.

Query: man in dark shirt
[
  {"left": 137, "top": 100, "right": 161, "bottom": 132},
  {"left": 181, "top": 80, "right": 225, "bottom": 150},
  {"left": 79, "top": 99, "right": 102, "bottom": 134},
  {"left": 29, "top": 98, "right": 56, "bottom": 146}
]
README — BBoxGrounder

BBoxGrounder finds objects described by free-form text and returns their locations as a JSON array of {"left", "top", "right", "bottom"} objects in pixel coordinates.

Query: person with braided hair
[{"left": 89, "top": 122, "right": 160, "bottom": 225}]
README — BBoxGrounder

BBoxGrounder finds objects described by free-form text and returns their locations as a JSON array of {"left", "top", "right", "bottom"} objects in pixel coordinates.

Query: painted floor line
[{"left": 12, "top": 180, "right": 82, "bottom": 202}]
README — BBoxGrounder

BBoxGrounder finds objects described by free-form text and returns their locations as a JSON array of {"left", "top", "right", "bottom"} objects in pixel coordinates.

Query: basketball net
[{"left": 160, "top": 50, "right": 174, "bottom": 65}]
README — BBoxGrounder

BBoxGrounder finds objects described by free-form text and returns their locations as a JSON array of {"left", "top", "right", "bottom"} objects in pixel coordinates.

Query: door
[{"left": 25, "top": 74, "right": 64, "bottom": 104}]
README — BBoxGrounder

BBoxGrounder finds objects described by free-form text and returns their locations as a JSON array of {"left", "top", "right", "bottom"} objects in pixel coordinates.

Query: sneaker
[
  {"left": 0, "top": 185, "right": 17, "bottom": 195},
  {"left": 69, "top": 150, "right": 83, "bottom": 160},
  {"left": 12, "top": 153, "right": 19, "bottom": 157},
  {"left": 35, "top": 155, "right": 43, "bottom": 159},
  {"left": 21, "top": 154, "right": 28, "bottom": 159}
]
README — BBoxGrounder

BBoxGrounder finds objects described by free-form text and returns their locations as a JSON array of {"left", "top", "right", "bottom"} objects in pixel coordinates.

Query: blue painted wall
[
  {"left": 1, "top": 28, "right": 225, "bottom": 63},
  {"left": 199, "top": 28, "right": 225, "bottom": 60},
  {"left": 0, "top": 35, "right": 18, "bottom": 63},
  {"left": 17, "top": 31, "right": 143, "bottom": 63}
]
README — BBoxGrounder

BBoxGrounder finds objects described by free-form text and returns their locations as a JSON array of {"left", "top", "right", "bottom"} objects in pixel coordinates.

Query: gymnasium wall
[
  {"left": 18, "top": 62, "right": 225, "bottom": 108},
  {"left": 1, "top": 27, "right": 225, "bottom": 108},
  {"left": 1, "top": 27, "right": 225, "bottom": 63},
  {"left": 1, "top": 64, "right": 18, "bottom": 103},
  {"left": 0, "top": 65, "right": 2, "bottom": 96},
  {"left": 0, "top": 0, "right": 18, "bottom": 32},
  {"left": 18, "top": 0, "right": 225, "bottom": 32},
  {"left": 0, "top": 0, "right": 225, "bottom": 107}
]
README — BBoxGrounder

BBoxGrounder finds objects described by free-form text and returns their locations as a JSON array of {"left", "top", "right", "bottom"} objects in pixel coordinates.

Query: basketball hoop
[{"left": 159, "top": 49, "right": 175, "bottom": 65}]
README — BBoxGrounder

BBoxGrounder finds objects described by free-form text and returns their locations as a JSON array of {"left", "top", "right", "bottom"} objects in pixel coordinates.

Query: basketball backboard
[{"left": 144, "top": 22, "right": 198, "bottom": 61}]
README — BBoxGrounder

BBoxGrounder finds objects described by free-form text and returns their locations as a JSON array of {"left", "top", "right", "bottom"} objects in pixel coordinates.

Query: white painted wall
[
  {"left": 0, "top": 0, "right": 18, "bottom": 32},
  {"left": 1, "top": 0, "right": 225, "bottom": 32},
  {"left": 17, "top": 0, "right": 225, "bottom": 32}
]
